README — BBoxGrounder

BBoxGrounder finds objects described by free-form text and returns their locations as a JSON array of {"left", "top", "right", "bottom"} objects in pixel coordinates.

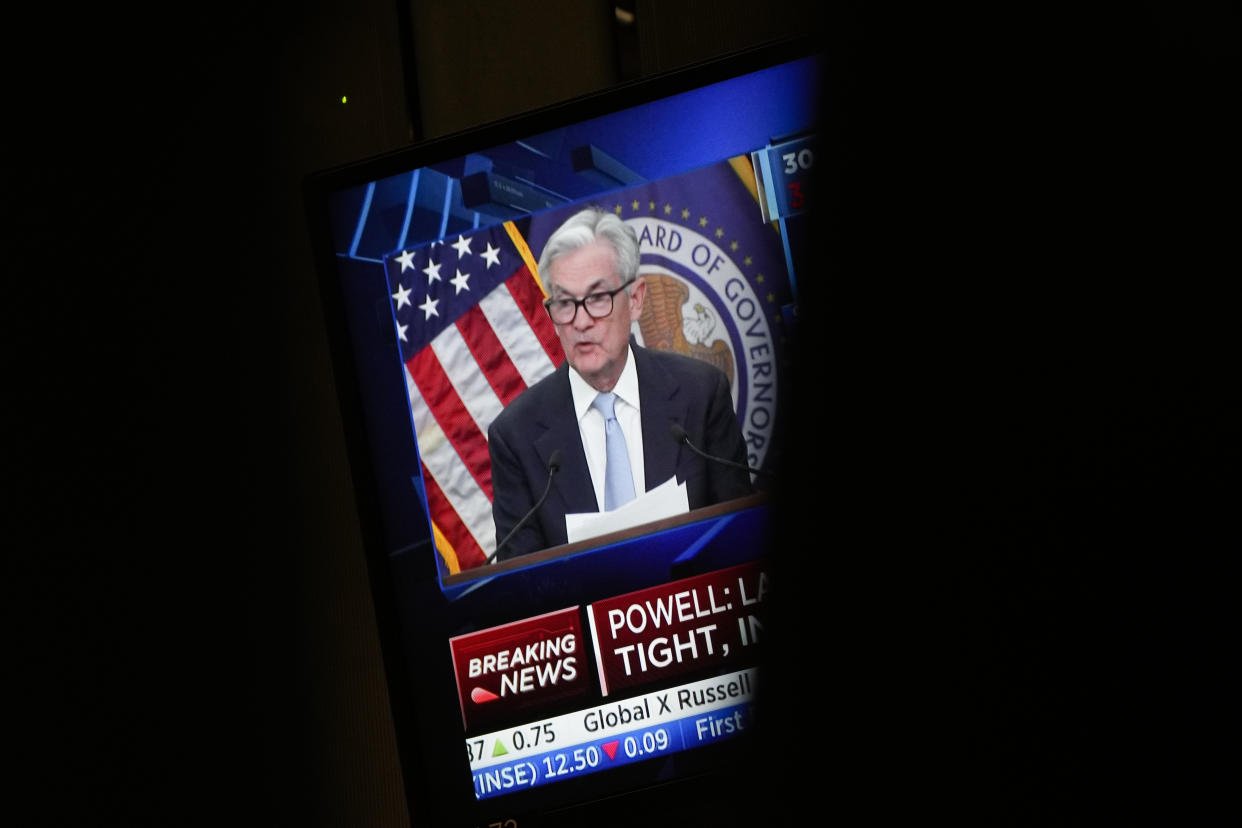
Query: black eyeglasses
[{"left": 543, "top": 279, "right": 635, "bottom": 324}]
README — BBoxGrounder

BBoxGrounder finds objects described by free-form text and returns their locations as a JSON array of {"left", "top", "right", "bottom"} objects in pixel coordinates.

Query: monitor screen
[{"left": 304, "top": 37, "right": 822, "bottom": 826}]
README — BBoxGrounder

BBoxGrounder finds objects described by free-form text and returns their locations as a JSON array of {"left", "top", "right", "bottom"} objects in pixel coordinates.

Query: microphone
[
  {"left": 487, "top": 449, "right": 562, "bottom": 563},
  {"left": 670, "top": 423, "right": 774, "bottom": 481}
]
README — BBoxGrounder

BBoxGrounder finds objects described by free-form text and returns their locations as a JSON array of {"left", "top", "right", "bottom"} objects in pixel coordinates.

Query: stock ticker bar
[
  {"left": 468, "top": 669, "right": 757, "bottom": 800},
  {"left": 451, "top": 561, "right": 770, "bottom": 799}
]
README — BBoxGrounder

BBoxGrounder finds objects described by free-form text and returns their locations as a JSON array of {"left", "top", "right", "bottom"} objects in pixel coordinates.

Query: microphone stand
[
  {"left": 670, "top": 423, "right": 774, "bottom": 481},
  {"left": 486, "top": 450, "right": 562, "bottom": 563}
]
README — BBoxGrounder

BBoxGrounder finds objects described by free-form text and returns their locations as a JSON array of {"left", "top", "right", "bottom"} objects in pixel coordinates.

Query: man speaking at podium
[{"left": 487, "top": 208, "right": 753, "bottom": 561}]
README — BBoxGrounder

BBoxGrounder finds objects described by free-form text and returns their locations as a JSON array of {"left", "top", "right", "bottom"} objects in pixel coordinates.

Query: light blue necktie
[{"left": 592, "top": 392, "right": 635, "bottom": 510}]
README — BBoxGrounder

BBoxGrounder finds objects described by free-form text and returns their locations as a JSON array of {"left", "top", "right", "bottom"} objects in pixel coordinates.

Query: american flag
[{"left": 385, "top": 222, "right": 564, "bottom": 573}]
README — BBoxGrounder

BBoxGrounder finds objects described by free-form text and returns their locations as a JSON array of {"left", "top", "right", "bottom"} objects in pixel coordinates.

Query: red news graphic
[
  {"left": 586, "top": 561, "right": 769, "bottom": 696},
  {"left": 449, "top": 607, "right": 591, "bottom": 731}
]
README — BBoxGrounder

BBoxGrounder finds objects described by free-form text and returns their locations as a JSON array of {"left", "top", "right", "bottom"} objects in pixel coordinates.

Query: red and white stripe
[{"left": 405, "top": 264, "right": 564, "bottom": 570}]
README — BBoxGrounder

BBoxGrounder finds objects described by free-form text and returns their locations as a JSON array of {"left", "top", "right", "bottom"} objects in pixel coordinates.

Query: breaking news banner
[
  {"left": 467, "top": 668, "right": 758, "bottom": 800},
  {"left": 587, "top": 560, "right": 768, "bottom": 696},
  {"left": 448, "top": 562, "right": 770, "bottom": 733},
  {"left": 449, "top": 607, "right": 592, "bottom": 732}
]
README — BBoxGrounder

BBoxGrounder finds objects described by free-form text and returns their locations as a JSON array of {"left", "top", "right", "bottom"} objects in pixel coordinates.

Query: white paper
[{"left": 564, "top": 476, "right": 689, "bottom": 545}]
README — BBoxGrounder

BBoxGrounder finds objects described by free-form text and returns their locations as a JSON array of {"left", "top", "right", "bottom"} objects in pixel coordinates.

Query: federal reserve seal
[{"left": 627, "top": 217, "right": 778, "bottom": 474}]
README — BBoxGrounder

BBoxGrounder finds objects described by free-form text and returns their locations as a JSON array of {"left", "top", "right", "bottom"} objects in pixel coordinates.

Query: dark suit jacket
[{"left": 487, "top": 343, "right": 753, "bottom": 560}]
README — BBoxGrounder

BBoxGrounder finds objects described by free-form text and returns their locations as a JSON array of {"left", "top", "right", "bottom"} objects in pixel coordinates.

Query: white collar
[{"left": 569, "top": 345, "right": 640, "bottom": 420}]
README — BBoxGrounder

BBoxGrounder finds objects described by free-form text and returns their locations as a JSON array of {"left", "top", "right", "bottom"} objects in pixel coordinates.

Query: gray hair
[{"left": 537, "top": 208, "right": 640, "bottom": 290}]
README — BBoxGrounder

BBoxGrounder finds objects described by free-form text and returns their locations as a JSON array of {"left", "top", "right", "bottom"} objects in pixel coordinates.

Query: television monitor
[{"left": 303, "top": 36, "right": 823, "bottom": 827}]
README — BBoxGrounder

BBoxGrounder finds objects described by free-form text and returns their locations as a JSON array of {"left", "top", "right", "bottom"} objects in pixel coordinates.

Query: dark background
[{"left": 9, "top": 1, "right": 1238, "bottom": 825}]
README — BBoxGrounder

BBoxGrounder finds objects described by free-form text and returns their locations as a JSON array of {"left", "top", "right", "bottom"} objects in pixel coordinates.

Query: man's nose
[{"left": 571, "top": 304, "right": 595, "bottom": 329}]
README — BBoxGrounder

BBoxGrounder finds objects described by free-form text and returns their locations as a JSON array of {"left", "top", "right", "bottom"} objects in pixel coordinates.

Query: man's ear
[{"left": 628, "top": 275, "right": 647, "bottom": 320}]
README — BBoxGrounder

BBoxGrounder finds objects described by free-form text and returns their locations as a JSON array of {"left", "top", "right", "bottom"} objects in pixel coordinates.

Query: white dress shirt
[{"left": 568, "top": 346, "right": 645, "bottom": 511}]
